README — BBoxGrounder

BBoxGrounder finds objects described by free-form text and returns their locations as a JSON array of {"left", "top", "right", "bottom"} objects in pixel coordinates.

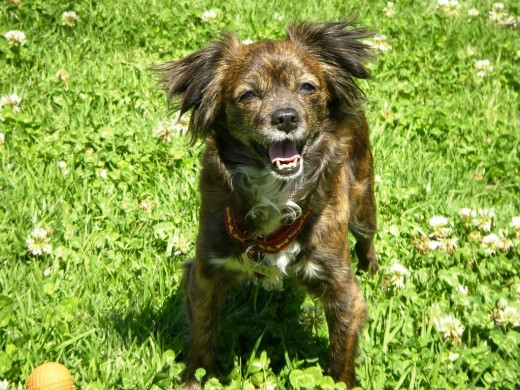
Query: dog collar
[{"left": 225, "top": 206, "right": 311, "bottom": 261}]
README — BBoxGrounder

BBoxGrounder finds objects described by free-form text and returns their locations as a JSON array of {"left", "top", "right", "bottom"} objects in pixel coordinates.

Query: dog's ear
[
  {"left": 154, "top": 34, "right": 240, "bottom": 143},
  {"left": 287, "top": 20, "right": 373, "bottom": 107}
]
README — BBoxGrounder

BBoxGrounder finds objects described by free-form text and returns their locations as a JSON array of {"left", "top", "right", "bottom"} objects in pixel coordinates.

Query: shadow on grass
[
  {"left": 111, "top": 276, "right": 329, "bottom": 378},
  {"left": 218, "top": 279, "right": 329, "bottom": 374},
  {"left": 110, "top": 285, "right": 187, "bottom": 354}
]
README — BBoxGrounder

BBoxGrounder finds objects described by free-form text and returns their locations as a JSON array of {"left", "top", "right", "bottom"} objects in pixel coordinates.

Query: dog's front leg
[
  {"left": 350, "top": 174, "right": 379, "bottom": 275},
  {"left": 182, "top": 261, "right": 230, "bottom": 389},
  {"left": 325, "top": 273, "right": 367, "bottom": 389},
  {"left": 301, "top": 265, "right": 367, "bottom": 389}
]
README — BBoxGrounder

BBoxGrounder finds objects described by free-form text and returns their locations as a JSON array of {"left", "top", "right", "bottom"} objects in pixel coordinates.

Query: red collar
[{"left": 225, "top": 206, "right": 311, "bottom": 260}]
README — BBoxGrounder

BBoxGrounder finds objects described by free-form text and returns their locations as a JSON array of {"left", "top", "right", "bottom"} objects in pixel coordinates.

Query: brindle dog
[{"left": 155, "top": 20, "right": 379, "bottom": 389}]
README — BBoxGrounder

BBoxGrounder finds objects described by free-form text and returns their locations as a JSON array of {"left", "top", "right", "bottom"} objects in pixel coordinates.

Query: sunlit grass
[{"left": 1, "top": 0, "right": 519, "bottom": 388}]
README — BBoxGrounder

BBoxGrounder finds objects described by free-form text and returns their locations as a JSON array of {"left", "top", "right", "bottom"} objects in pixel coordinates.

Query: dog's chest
[
  {"left": 209, "top": 170, "right": 323, "bottom": 288},
  {"left": 211, "top": 171, "right": 301, "bottom": 287}
]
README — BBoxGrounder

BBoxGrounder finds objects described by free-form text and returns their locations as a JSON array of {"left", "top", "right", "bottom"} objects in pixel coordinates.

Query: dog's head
[{"left": 155, "top": 20, "right": 372, "bottom": 180}]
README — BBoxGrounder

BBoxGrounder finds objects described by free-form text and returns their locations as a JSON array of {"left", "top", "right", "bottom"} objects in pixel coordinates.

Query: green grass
[{"left": 1, "top": 0, "right": 519, "bottom": 389}]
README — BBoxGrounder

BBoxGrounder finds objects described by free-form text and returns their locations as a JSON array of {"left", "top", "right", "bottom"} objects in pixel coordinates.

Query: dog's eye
[
  {"left": 300, "top": 82, "right": 317, "bottom": 94},
  {"left": 238, "top": 91, "right": 258, "bottom": 102}
]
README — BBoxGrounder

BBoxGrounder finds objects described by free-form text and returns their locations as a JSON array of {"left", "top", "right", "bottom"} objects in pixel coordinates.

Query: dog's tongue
[{"left": 268, "top": 140, "right": 299, "bottom": 163}]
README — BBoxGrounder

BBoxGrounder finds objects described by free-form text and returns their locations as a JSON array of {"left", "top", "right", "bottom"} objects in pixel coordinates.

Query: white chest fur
[
  {"left": 234, "top": 167, "right": 302, "bottom": 236},
  {"left": 208, "top": 167, "right": 323, "bottom": 288}
]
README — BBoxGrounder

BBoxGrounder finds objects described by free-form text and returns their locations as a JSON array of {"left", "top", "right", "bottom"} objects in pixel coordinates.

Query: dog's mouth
[{"left": 268, "top": 140, "right": 303, "bottom": 176}]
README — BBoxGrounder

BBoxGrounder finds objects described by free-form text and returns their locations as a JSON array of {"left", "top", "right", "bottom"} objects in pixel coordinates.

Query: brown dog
[{"left": 155, "top": 20, "right": 379, "bottom": 389}]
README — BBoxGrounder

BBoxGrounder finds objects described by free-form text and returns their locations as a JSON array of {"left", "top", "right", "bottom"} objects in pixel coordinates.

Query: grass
[{"left": 1, "top": 0, "right": 519, "bottom": 388}]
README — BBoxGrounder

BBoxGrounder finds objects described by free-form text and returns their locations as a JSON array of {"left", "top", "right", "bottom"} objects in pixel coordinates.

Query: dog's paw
[
  {"left": 355, "top": 244, "right": 379, "bottom": 275},
  {"left": 357, "top": 260, "right": 379, "bottom": 276},
  {"left": 366, "top": 256, "right": 380, "bottom": 275}
]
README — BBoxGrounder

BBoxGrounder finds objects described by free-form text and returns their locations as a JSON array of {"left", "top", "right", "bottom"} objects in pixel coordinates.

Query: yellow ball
[{"left": 27, "top": 362, "right": 73, "bottom": 390}]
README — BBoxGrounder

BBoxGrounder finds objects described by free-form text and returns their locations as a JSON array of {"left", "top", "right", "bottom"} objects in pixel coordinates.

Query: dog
[{"left": 155, "top": 20, "right": 379, "bottom": 389}]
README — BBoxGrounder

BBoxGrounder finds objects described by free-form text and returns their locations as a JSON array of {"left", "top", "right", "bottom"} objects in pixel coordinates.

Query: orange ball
[{"left": 27, "top": 362, "right": 73, "bottom": 390}]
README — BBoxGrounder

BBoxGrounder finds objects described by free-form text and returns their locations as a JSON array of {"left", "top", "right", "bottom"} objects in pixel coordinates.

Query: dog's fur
[{"left": 155, "top": 20, "right": 379, "bottom": 389}]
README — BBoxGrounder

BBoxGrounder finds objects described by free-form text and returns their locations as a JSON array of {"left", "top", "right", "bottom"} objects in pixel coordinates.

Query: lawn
[{"left": 1, "top": 0, "right": 519, "bottom": 389}]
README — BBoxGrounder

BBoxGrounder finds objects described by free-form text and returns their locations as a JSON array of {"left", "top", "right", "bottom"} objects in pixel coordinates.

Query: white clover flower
[
  {"left": 138, "top": 198, "right": 153, "bottom": 213},
  {"left": 481, "top": 233, "right": 500, "bottom": 255},
  {"left": 437, "top": 0, "right": 461, "bottom": 17},
  {"left": 429, "top": 215, "right": 449, "bottom": 228},
  {"left": 154, "top": 119, "right": 186, "bottom": 142},
  {"left": 429, "top": 215, "right": 452, "bottom": 240},
  {"left": 171, "top": 234, "right": 191, "bottom": 256},
  {"left": 387, "top": 262, "right": 410, "bottom": 290},
  {"left": 443, "top": 237, "right": 459, "bottom": 254},
  {"left": 98, "top": 169, "right": 108, "bottom": 181},
  {"left": 447, "top": 352, "right": 459, "bottom": 362},
  {"left": 497, "top": 298, "right": 509, "bottom": 309},
  {"left": 414, "top": 235, "right": 432, "bottom": 253},
  {"left": 62, "top": 11, "right": 78, "bottom": 27},
  {"left": 481, "top": 232, "right": 512, "bottom": 255},
  {"left": 428, "top": 240, "right": 443, "bottom": 251},
  {"left": 459, "top": 208, "right": 476, "bottom": 222},
  {"left": 201, "top": 10, "right": 218, "bottom": 22},
  {"left": 433, "top": 314, "right": 464, "bottom": 344},
  {"left": 489, "top": 10, "right": 505, "bottom": 23},
  {"left": 383, "top": 2, "right": 396, "bottom": 18},
  {"left": 26, "top": 228, "right": 53, "bottom": 256},
  {"left": 510, "top": 216, "right": 520, "bottom": 236},
  {"left": 57, "top": 161, "right": 69, "bottom": 175},
  {"left": 500, "top": 16, "right": 520, "bottom": 27},
  {"left": 381, "top": 101, "right": 391, "bottom": 118},
  {"left": 373, "top": 35, "right": 391, "bottom": 52},
  {"left": 475, "top": 59, "right": 494, "bottom": 78},
  {"left": 3, "top": 30, "right": 26, "bottom": 46},
  {"left": 56, "top": 68, "right": 69, "bottom": 82},
  {"left": 242, "top": 38, "right": 254, "bottom": 45},
  {"left": 43, "top": 267, "right": 53, "bottom": 277},
  {"left": 468, "top": 8, "right": 480, "bottom": 18},
  {"left": 456, "top": 285, "right": 469, "bottom": 296},
  {"left": 498, "top": 235, "right": 513, "bottom": 252},
  {"left": 455, "top": 284, "right": 469, "bottom": 297},
  {"left": 489, "top": 3, "right": 507, "bottom": 23},
  {"left": 472, "top": 208, "right": 495, "bottom": 231},
  {"left": 494, "top": 306, "right": 520, "bottom": 327},
  {"left": 154, "top": 120, "right": 175, "bottom": 142},
  {"left": 0, "top": 93, "right": 22, "bottom": 112},
  {"left": 0, "top": 379, "right": 8, "bottom": 390},
  {"left": 273, "top": 12, "right": 284, "bottom": 21},
  {"left": 426, "top": 237, "right": 458, "bottom": 254}
]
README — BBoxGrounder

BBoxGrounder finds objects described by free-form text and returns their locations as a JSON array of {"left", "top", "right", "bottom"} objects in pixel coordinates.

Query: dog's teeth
[{"left": 274, "top": 157, "right": 300, "bottom": 172}]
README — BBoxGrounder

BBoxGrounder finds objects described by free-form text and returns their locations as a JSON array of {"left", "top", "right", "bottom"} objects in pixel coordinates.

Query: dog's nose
[{"left": 271, "top": 108, "right": 300, "bottom": 133}]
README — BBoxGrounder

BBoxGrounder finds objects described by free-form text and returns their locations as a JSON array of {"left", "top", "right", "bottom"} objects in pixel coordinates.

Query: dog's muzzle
[{"left": 267, "top": 108, "right": 305, "bottom": 176}]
